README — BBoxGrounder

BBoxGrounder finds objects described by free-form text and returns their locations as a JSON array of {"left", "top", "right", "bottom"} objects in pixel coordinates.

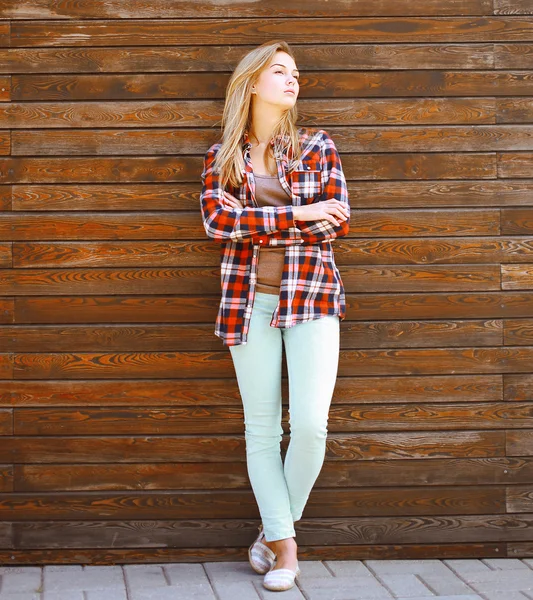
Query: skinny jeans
[{"left": 229, "top": 291, "right": 340, "bottom": 542}]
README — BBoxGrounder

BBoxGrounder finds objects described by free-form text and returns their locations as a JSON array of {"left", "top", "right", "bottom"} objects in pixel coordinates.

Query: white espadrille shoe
[
  {"left": 262, "top": 562, "right": 301, "bottom": 591},
  {"left": 248, "top": 523, "right": 277, "bottom": 574}
]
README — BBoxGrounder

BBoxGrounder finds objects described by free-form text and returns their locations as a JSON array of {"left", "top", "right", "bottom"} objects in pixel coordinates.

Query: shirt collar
[{"left": 242, "top": 129, "right": 291, "bottom": 150}]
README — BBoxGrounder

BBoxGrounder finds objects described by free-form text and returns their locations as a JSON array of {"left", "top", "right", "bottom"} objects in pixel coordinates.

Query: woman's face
[{"left": 252, "top": 51, "right": 299, "bottom": 109}]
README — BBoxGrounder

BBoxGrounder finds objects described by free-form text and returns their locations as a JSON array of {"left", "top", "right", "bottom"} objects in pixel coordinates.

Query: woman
[{"left": 200, "top": 40, "right": 350, "bottom": 592}]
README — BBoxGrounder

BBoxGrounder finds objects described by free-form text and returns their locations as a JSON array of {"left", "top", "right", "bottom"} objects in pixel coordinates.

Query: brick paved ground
[{"left": 1, "top": 558, "right": 533, "bottom": 599}]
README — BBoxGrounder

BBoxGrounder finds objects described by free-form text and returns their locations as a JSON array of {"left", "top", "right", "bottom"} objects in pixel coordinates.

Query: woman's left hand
[{"left": 221, "top": 191, "right": 244, "bottom": 209}]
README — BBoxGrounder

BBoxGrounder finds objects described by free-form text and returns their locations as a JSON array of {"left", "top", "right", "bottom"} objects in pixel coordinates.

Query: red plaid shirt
[{"left": 200, "top": 127, "right": 350, "bottom": 346}]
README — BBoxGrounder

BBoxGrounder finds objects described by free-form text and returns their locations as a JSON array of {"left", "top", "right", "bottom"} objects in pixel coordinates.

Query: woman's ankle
[{"left": 264, "top": 536, "right": 297, "bottom": 553}]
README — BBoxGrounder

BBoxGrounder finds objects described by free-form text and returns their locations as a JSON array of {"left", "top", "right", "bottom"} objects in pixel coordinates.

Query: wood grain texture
[
  {"left": 3, "top": 0, "right": 533, "bottom": 561},
  {"left": 0, "top": 0, "right": 494, "bottom": 19}
]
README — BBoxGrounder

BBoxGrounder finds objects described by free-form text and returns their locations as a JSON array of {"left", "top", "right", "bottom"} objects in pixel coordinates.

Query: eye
[{"left": 276, "top": 70, "right": 299, "bottom": 80}]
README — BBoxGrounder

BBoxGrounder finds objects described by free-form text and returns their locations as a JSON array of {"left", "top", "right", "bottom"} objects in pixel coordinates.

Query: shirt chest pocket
[{"left": 291, "top": 168, "right": 322, "bottom": 202}]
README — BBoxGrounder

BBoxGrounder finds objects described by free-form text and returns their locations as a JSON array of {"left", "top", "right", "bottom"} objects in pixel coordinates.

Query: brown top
[{"left": 254, "top": 173, "right": 292, "bottom": 295}]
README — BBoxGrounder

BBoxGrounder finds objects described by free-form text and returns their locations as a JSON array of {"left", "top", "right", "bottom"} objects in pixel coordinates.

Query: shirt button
[{"left": 259, "top": 239, "right": 263, "bottom": 244}]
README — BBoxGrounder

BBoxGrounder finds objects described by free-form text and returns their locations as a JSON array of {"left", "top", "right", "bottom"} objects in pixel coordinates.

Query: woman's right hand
[{"left": 293, "top": 199, "right": 350, "bottom": 227}]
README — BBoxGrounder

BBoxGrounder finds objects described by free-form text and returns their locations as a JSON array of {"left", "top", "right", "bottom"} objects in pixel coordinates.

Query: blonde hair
[{"left": 213, "top": 40, "right": 306, "bottom": 190}]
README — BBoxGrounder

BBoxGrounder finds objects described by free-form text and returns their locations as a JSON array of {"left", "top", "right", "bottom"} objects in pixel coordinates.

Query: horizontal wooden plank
[
  {"left": 11, "top": 347, "right": 533, "bottom": 379},
  {"left": 0, "top": 487, "right": 505, "bottom": 520},
  {"left": 0, "top": 77, "right": 9, "bottom": 102},
  {"left": 341, "top": 265, "right": 501, "bottom": 292},
  {"left": 0, "top": 98, "right": 497, "bottom": 128},
  {"left": 11, "top": 72, "right": 533, "bottom": 102},
  {"left": 0, "top": 543, "right": 506, "bottom": 564},
  {"left": 0, "top": 186, "right": 10, "bottom": 210},
  {"left": 504, "top": 319, "right": 533, "bottom": 345},
  {"left": 494, "top": 0, "right": 533, "bottom": 15},
  {"left": 14, "top": 295, "right": 220, "bottom": 323},
  {"left": 507, "top": 486, "right": 533, "bottom": 512},
  {"left": 0, "top": 410, "right": 11, "bottom": 435},
  {"left": 0, "top": 265, "right": 502, "bottom": 295},
  {"left": 0, "top": 0, "right": 494, "bottom": 19},
  {"left": 17, "top": 456, "right": 522, "bottom": 492},
  {"left": 13, "top": 401, "right": 530, "bottom": 435},
  {"left": 3, "top": 374, "right": 503, "bottom": 407},
  {"left": 8, "top": 513, "right": 531, "bottom": 549},
  {"left": 0, "top": 268, "right": 221, "bottom": 295},
  {"left": 5, "top": 211, "right": 500, "bottom": 244},
  {"left": 1, "top": 320, "right": 503, "bottom": 352},
  {"left": 11, "top": 180, "right": 533, "bottom": 212},
  {"left": 0, "top": 132, "right": 9, "bottom": 155},
  {"left": 0, "top": 213, "right": 204, "bottom": 241},
  {"left": 0, "top": 157, "right": 200, "bottom": 184},
  {"left": 0, "top": 23, "right": 9, "bottom": 47},
  {"left": 0, "top": 243, "right": 11, "bottom": 268},
  {"left": 0, "top": 298, "right": 14, "bottom": 325},
  {"left": 497, "top": 97, "right": 533, "bottom": 122},
  {"left": 336, "top": 238, "right": 533, "bottom": 265},
  {"left": 15, "top": 238, "right": 533, "bottom": 269},
  {"left": 495, "top": 44, "right": 533, "bottom": 68},
  {"left": 507, "top": 430, "right": 533, "bottom": 456},
  {"left": 0, "top": 154, "right": 496, "bottom": 184},
  {"left": 0, "top": 466, "right": 12, "bottom": 493},
  {"left": 502, "top": 265, "right": 533, "bottom": 290},
  {"left": 10, "top": 18, "right": 533, "bottom": 47},
  {"left": 0, "top": 430, "right": 505, "bottom": 463},
  {"left": 13, "top": 292, "right": 533, "bottom": 324},
  {"left": 502, "top": 207, "right": 533, "bottom": 234},
  {"left": 345, "top": 153, "right": 496, "bottom": 179},
  {"left": 498, "top": 151, "right": 533, "bottom": 177},
  {"left": 0, "top": 356, "right": 12, "bottom": 380},
  {"left": 505, "top": 374, "right": 533, "bottom": 401},
  {"left": 12, "top": 183, "right": 194, "bottom": 211},
  {"left": 12, "top": 126, "right": 533, "bottom": 155},
  {"left": 14, "top": 241, "right": 220, "bottom": 268}
]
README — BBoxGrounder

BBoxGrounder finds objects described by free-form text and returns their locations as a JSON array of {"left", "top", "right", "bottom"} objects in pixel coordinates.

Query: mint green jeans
[{"left": 229, "top": 291, "right": 340, "bottom": 542}]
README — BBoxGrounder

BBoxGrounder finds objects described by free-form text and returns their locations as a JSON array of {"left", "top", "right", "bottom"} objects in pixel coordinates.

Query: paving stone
[
  {"left": 394, "top": 596, "right": 482, "bottom": 600},
  {"left": 204, "top": 561, "right": 261, "bottom": 582},
  {"left": 0, "top": 594, "right": 41, "bottom": 600},
  {"left": 443, "top": 559, "right": 492, "bottom": 576},
  {"left": 297, "top": 575, "right": 394, "bottom": 600},
  {"left": 379, "top": 573, "right": 434, "bottom": 597},
  {"left": 418, "top": 572, "right": 477, "bottom": 595},
  {"left": 296, "top": 561, "right": 333, "bottom": 578},
  {"left": 468, "top": 575, "right": 533, "bottom": 593},
  {"left": 43, "top": 593, "right": 83, "bottom": 600},
  {"left": 254, "top": 579, "right": 305, "bottom": 599},
  {"left": 164, "top": 563, "right": 210, "bottom": 585},
  {"left": 480, "top": 593, "right": 532, "bottom": 600},
  {"left": 322, "top": 560, "right": 375, "bottom": 577},
  {"left": 481, "top": 558, "right": 532, "bottom": 570},
  {"left": 0, "top": 568, "right": 42, "bottom": 576},
  {"left": 123, "top": 565, "right": 167, "bottom": 588},
  {"left": 213, "top": 580, "right": 262, "bottom": 600},
  {"left": 0, "top": 570, "right": 42, "bottom": 593},
  {"left": 129, "top": 583, "right": 216, "bottom": 600},
  {"left": 43, "top": 565, "right": 125, "bottom": 592},
  {"left": 365, "top": 559, "right": 452, "bottom": 577},
  {"left": 86, "top": 590, "right": 128, "bottom": 600},
  {"left": 459, "top": 569, "right": 533, "bottom": 589}
]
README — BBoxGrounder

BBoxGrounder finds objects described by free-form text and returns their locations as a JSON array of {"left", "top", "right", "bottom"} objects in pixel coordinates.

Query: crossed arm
[{"left": 200, "top": 130, "right": 350, "bottom": 246}]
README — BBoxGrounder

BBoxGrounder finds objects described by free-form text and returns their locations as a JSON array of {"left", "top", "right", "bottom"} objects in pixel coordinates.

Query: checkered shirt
[{"left": 200, "top": 127, "right": 350, "bottom": 346}]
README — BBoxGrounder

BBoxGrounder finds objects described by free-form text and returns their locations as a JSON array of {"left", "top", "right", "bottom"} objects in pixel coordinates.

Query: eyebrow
[{"left": 270, "top": 63, "right": 299, "bottom": 74}]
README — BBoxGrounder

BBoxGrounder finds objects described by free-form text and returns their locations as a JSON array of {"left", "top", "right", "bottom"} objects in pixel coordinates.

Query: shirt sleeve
[
  {"left": 200, "top": 144, "right": 296, "bottom": 242},
  {"left": 251, "top": 130, "right": 350, "bottom": 246}
]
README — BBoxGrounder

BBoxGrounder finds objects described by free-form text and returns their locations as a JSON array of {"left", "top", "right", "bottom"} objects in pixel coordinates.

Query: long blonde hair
[{"left": 213, "top": 40, "right": 305, "bottom": 190}]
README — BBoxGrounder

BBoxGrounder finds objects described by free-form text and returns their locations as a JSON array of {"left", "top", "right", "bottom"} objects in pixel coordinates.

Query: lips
[{"left": 284, "top": 90, "right": 295, "bottom": 95}]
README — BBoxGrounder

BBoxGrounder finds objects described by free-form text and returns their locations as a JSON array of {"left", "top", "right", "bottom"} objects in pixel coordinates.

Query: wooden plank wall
[{"left": 0, "top": 0, "right": 533, "bottom": 564}]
